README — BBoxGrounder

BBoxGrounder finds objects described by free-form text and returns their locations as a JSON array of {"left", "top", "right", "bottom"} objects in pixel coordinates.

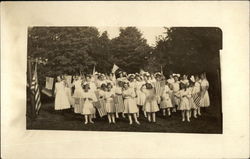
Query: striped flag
[
  {"left": 93, "top": 99, "right": 107, "bottom": 117},
  {"left": 193, "top": 93, "right": 201, "bottom": 106},
  {"left": 30, "top": 62, "right": 42, "bottom": 115}
]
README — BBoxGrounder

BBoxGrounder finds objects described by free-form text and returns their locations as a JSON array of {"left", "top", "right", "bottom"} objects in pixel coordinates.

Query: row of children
[{"left": 54, "top": 71, "right": 210, "bottom": 124}]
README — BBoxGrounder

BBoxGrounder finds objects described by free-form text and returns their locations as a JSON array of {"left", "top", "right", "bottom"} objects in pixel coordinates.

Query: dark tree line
[{"left": 28, "top": 26, "right": 222, "bottom": 87}]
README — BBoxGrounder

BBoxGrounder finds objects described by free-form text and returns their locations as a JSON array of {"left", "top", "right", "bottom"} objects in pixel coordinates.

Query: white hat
[{"left": 173, "top": 73, "right": 180, "bottom": 77}]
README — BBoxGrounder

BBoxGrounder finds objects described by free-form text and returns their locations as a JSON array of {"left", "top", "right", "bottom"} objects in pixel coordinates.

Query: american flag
[
  {"left": 30, "top": 63, "right": 42, "bottom": 115},
  {"left": 93, "top": 99, "right": 107, "bottom": 117},
  {"left": 193, "top": 93, "right": 201, "bottom": 107}
]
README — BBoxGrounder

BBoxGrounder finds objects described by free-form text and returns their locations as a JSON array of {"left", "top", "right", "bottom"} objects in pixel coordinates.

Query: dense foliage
[{"left": 28, "top": 26, "right": 222, "bottom": 85}]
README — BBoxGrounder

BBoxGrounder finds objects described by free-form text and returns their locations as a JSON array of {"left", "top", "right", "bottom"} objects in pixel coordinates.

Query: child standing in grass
[
  {"left": 160, "top": 81, "right": 173, "bottom": 116},
  {"left": 81, "top": 83, "right": 97, "bottom": 124},
  {"left": 172, "top": 74, "right": 180, "bottom": 112},
  {"left": 178, "top": 83, "right": 191, "bottom": 122},
  {"left": 122, "top": 82, "right": 140, "bottom": 125},
  {"left": 135, "top": 75, "right": 146, "bottom": 117},
  {"left": 143, "top": 83, "right": 159, "bottom": 123},
  {"left": 114, "top": 80, "right": 125, "bottom": 118},
  {"left": 187, "top": 76, "right": 198, "bottom": 118},
  {"left": 104, "top": 83, "right": 116, "bottom": 124}
]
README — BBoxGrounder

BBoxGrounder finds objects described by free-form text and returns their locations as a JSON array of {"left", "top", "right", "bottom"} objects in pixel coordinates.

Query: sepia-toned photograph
[
  {"left": 26, "top": 26, "right": 222, "bottom": 133},
  {"left": 2, "top": 1, "right": 250, "bottom": 159}
]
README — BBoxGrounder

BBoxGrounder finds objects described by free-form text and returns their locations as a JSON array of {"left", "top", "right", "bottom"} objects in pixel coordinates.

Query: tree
[
  {"left": 110, "top": 27, "right": 152, "bottom": 73},
  {"left": 151, "top": 27, "right": 222, "bottom": 76},
  {"left": 28, "top": 27, "right": 112, "bottom": 85}
]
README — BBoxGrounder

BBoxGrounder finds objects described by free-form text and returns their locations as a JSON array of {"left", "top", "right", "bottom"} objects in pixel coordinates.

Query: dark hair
[
  {"left": 86, "top": 74, "right": 91, "bottom": 78},
  {"left": 107, "top": 82, "right": 113, "bottom": 88},
  {"left": 122, "top": 82, "right": 129, "bottom": 88},
  {"left": 82, "top": 83, "right": 90, "bottom": 90},
  {"left": 145, "top": 83, "right": 153, "bottom": 89},
  {"left": 189, "top": 80, "right": 195, "bottom": 87},
  {"left": 180, "top": 82, "right": 186, "bottom": 90},
  {"left": 117, "top": 81, "right": 123, "bottom": 87},
  {"left": 100, "top": 83, "right": 107, "bottom": 90}
]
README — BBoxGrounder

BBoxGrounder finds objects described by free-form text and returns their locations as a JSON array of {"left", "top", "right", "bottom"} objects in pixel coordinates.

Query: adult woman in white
[
  {"left": 200, "top": 73, "right": 210, "bottom": 108},
  {"left": 54, "top": 76, "right": 70, "bottom": 112}
]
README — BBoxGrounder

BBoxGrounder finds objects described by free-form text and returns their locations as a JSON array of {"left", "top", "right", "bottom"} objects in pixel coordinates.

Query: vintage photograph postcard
[{"left": 1, "top": 1, "right": 249, "bottom": 159}]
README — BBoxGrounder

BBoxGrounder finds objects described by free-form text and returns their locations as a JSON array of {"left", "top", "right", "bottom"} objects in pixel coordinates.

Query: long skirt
[
  {"left": 81, "top": 100, "right": 95, "bottom": 115},
  {"left": 105, "top": 98, "right": 116, "bottom": 113},
  {"left": 124, "top": 98, "right": 138, "bottom": 114},
  {"left": 74, "top": 98, "right": 83, "bottom": 114},
  {"left": 200, "top": 91, "right": 210, "bottom": 107},
  {"left": 144, "top": 100, "right": 159, "bottom": 113},
  {"left": 178, "top": 98, "right": 191, "bottom": 110},
  {"left": 136, "top": 90, "right": 146, "bottom": 106},
  {"left": 114, "top": 95, "right": 125, "bottom": 113},
  {"left": 55, "top": 91, "right": 70, "bottom": 110},
  {"left": 65, "top": 87, "right": 74, "bottom": 106}
]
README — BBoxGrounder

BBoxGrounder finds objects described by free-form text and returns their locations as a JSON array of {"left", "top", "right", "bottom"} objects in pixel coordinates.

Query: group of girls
[{"left": 54, "top": 71, "right": 210, "bottom": 124}]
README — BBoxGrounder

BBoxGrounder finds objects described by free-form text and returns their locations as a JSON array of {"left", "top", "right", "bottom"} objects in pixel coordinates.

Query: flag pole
[{"left": 27, "top": 58, "right": 36, "bottom": 119}]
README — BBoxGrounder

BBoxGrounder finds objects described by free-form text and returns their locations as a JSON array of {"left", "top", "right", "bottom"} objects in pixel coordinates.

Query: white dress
[
  {"left": 160, "top": 85, "right": 173, "bottom": 109},
  {"left": 104, "top": 91, "right": 116, "bottom": 113},
  {"left": 143, "top": 89, "right": 159, "bottom": 113},
  {"left": 167, "top": 78, "right": 174, "bottom": 85},
  {"left": 54, "top": 81, "right": 70, "bottom": 110},
  {"left": 135, "top": 81, "right": 146, "bottom": 106},
  {"left": 81, "top": 91, "right": 97, "bottom": 115},
  {"left": 178, "top": 89, "right": 191, "bottom": 110},
  {"left": 123, "top": 88, "right": 139, "bottom": 114},
  {"left": 73, "top": 80, "right": 84, "bottom": 98},
  {"left": 172, "top": 82, "right": 180, "bottom": 106},
  {"left": 188, "top": 87, "right": 197, "bottom": 109},
  {"left": 200, "top": 79, "right": 210, "bottom": 107}
]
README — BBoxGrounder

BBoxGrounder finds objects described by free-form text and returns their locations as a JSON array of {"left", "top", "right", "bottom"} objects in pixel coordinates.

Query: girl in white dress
[
  {"left": 54, "top": 76, "right": 70, "bottom": 111},
  {"left": 143, "top": 83, "right": 159, "bottom": 123},
  {"left": 187, "top": 77, "right": 198, "bottom": 118},
  {"left": 160, "top": 81, "right": 173, "bottom": 116},
  {"left": 200, "top": 73, "right": 210, "bottom": 108},
  {"left": 194, "top": 75, "right": 202, "bottom": 115},
  {"left": 167, "top": 74, "right": 175, "bottom": 85},
  {"left": 122, "top": 82, "right": 140, "bottom": 125},
  {"left": 135, "top": 75, "right": 146, "bottom": 117},
  {"left": 114, "top": 81, "right": 125, "bottom": 118},
  {"left": 180, "top": 74, "right": 189, "bottom": 87},
  {"left": 81, "top": 83, "right": 97, "bottom": 124},
  {"left": 172, "top": 75, "right": 180, "bottom": 112},
  {"left": 72, "top": 76, "right": 84, "bottom": 114},
  {"left": 63, "top": 76, "right": 74, "bottom": 107},
  {"left": 105, "top": 83, "right": 116, "bottom": 124},
  {"left": 178, "top": 83, "right": 191, "bottom": 122}
]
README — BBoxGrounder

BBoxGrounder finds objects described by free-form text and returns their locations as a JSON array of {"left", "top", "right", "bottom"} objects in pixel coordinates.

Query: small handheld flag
[{"left": 112, "top": 64, "right": 119, "bottom": 73}]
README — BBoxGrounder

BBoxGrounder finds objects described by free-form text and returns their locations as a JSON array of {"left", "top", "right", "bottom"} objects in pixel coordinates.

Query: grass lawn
[{"left": 27, "top": 101, "right": 222, "bottom": 134}]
